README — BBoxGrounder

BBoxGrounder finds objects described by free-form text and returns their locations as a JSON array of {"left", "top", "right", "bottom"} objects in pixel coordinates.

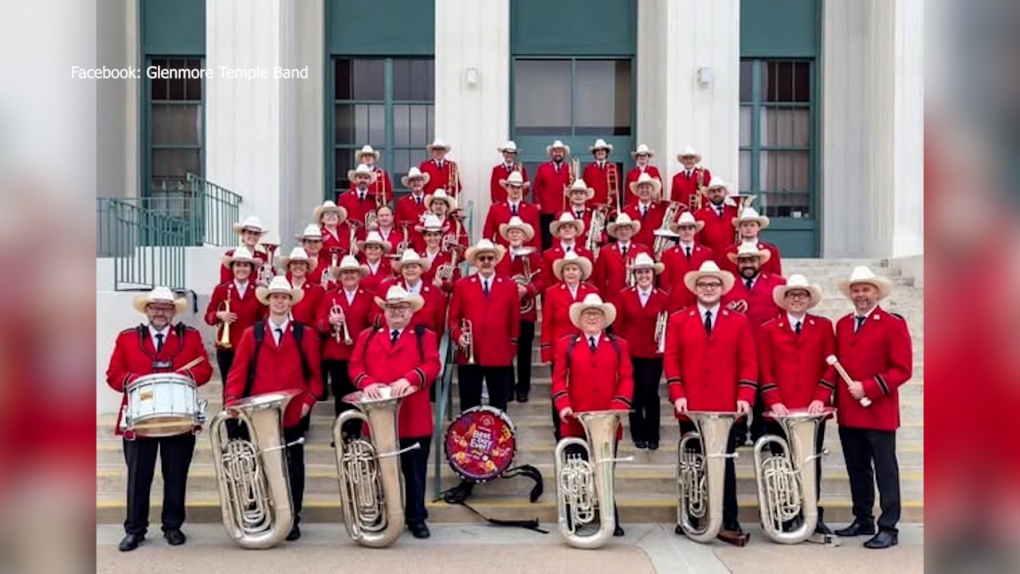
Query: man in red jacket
[
  {"left": 694, "top": 179, "right": 739, "bottom": 267},
  {"left": 349, "top": 145, "right": 394, "bottom": 203},
  {"left": 582, "top": 138, "right": 614, "bottom": 207},
  {"left": 224, "top": 276, "right": 324, "bottom": 542},
  {"left": 661, "top": 211, "right": 713, "bottom": 312},
  {"left": 664, "top": 261, "right": 757, "bottom": 545},
  {"left": 482, "top": 171, "right": 541, "bottom": 249},
  {"left": 541, "top": 213, "right": 594, "bottom": 288},
  {"left": 205, "top": 246, "right": 265, "bottom": 391},
  {"left": 551, "top": 293, "right": 633, "bottom": 537},
  {"left": 532, "top": 140, "right": 573, "bottom": 249},
  {"left": 490, "top": 141, "right": 528, "bottom": 203},
  {"left": 831, "top": 266, "right": 913, "bottom": 549},
  {"left": 377, "top": 250, "right": 446, "bottom": 339},
  {"left": 395, "top": 167, "right": 431, "bottom": 228},
  {"left": 106, "top": 287, "right": 213, "bottom": 551},
  {"left": 623, "top": 173, "right": 669, "bottom": 249},
  {"left": 592, "top": 213, "right": 650, "bottom": 306},
  {"left": 338, "top": 164, "right": 381, "bottom": 230},
  {"left": 723, "top": 207, "right": 782, "bottom": 276},
  {"left": 670, "top": 147, "right": 711, "bottom": 205},
  {"left": 419, "top": 139, "right": 461, "bottom": 196},
  {"left": 624, "top": 144, "right": 663, "bottom": 207},
  {"left": 350, "top": 285, "right": 442, "bottom": 539},
  {"left": 495, "top": 217, "right": 544, "bottom": 402}
]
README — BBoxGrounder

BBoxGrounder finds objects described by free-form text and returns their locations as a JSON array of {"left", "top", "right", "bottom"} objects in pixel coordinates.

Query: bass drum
[{"left": 444, "top": 406, "right": 517, "bottom": 483}]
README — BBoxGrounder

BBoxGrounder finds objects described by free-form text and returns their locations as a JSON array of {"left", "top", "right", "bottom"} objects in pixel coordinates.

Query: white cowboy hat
[
  {"left": 549, "top": 212, "right": 586, "bottom": 237},
  {"left": 295, "top": 223, "right": 324, "bottom": 241},
  {"left": 546, "top": 140, "right": 571, "bottom": 156},
  {"left": 732, "top": 207, "right": 770, "bottom": 230},
  {"left": 773, "top": 274, "right": 823, "bottom": 310},
  {"left": 132, "top": 286, "right": 187, "bottom": 314},
  {"left": 629, "top": 252, "right": 664, "bottom": 275},
  {"left": 415, "top": 214, "right": 445, "bottom": 234},
  {"left": 356, "top": 144, "right": 380, "bottom": 161},
  {"left": 629, "top": 172, "right": 663, "bottom": 198},
  {"left": 497, "top": 141, "right": 520, "bottom": 153},
  {"left": 499, "top": 171, "right": 531, "bottom": 189},
  {"left": 630, "top": 144, "right": 655, "bottom": 159},
  {"left": 705, "top": 177, "right": 730, "bottom": 196},
  {"left": 837, "top": 266, "right": 893, "bottom": 300},
  {"left": 726, "top": 241, "right": 772, "bottom": 266},
  {"left": 423, "top": 189, "right": 458, "bottom": 212},
  {"left": 673, "top": 211, "right": 706, "bottom": 233},
  {"left": 676, "top": 146, "right": 702, "bottom": 162},
  {"left": 464, "top": 239, "right": 507, "bottom": 267},
  {"left": 221, "top": 246, "right": 262, "bottom": 269},
  {"left": 564, "top": 178, "right": 595, "bottom": 201},
  {"left": 277, "top": 247, "right": 317, "bottom": 270},
  {"left": 684, "top": 260, "right": 735, "bottom": 295},
  {"left": 499, "top": 216, "right": 535, "bottom": 242},
  {"left": 313, "top": 200, "right": 348, "bottom": 223},
  {"left": 589, "top": 138, "right": 613, "bottom": 153},
  {"left": 255, "top": 276, "right": 304, "bottom": 305},
  {"left": 605, "top": 212, "right": 642, "bottom": 238},
  {"left": 332, "top": 254, "right": 366, "bottom": 276},
  {"left": 356, "top": 230, "right": 393, "bottom": 253},
  {"left": 232, "top": 216, "right": 267, "bottom": 235},
  {"left": 400, "top": 167, "right": 431, "bottom": 188},
  {"left": 391, "top": 249, "right": 432, "bottom": 274},
  {"left": 347, "top": 163, "right": 379, "bottom": 183},
  {"left": 426, "top": 139, "right": 451, "bottom": 152},
  {"left": 374, "top": 285, "right": 425, "bottom": 312},
  {"left": 258, "top": 230, "right": 280, "bottom": 249},
  {"left": 569, "top": 294, "right": 617, "bottom": 329},
  {"left": 552, "top": 251, "right": 593, "bottom": 281}
]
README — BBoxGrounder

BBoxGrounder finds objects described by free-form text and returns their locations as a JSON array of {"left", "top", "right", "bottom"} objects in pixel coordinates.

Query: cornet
[
  {"left": 461, "top": 319, "right": 475, "bottom": 364},
  {"left": 676, "top": 411, "right": 742, "bottom": 544},
  {"left": 218, "top": 285, "right": 232, "bottom": 348},
  {"left": 331, "top": 300, "right": 353, "bottom": 345}
]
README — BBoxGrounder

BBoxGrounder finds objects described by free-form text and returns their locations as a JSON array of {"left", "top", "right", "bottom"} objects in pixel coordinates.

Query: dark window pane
[
  {"left": 764, "top": 61, "right": 810, "bottom": 103},
  {"left": 167, "top": 59, "right": 185, "bottom": 100},
  {"left": 793, "top": 61, "right": 810, "bottom": 102},
  {"left": 353, "top": 59, "right": 385, "bottom": 100},
  {"left": 760, "top": 61, "right": 771, "bottom": 103},
  {"left": 426, "top": 105, "right": 435, "bottom": 143},
  {"left": 335, "top": 58, "right": 352, "bottom": 100},
  {"left": 335, "top": 148, "right": 357, "bottom": 191},
  {"left": 334, "top": 104, "right": 356, "bottom": 144},
  {"left": 152, "top": 148, "right": 201, "bottom": 178},
  {"left": 151, "top": 104, "right": 202, "bottom": 146},
  {"left": 394, "top": 59, "right": 435, "bottom": 101},
  {"left": 575, "top": 59, "right": 632, "bottom": 136},
  {"left": 367, "top": 104, "right": 385, "bottom": 146},
  {"left": 391, "top": 148, "right": 413, "bottom": 179},
  {"left": 740, "top": 60, "right": 753, "bottom": 102},
  {"left": 185, "top": 59, "right": 203, "bottom": 101},
  {"left": 515, "top": 59, "right": 571, "bottom": 135},
  {"left": 421, "top": 60, "right": 435, "bottom": 100},
  {"left": 150, "top": 58, "right": 167, "bottom": 100},
  {"left": 393, "top": 104, "right": 410, "bottom": 147},
  {"left": 761, "top": 191, "right": 810, "bottom": 218}
]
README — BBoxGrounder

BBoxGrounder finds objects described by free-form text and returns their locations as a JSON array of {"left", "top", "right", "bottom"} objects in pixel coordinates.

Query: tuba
[
  {"left": 753, "top": 409, "right": 833, "bottom": 545},
  {"left": 676, "top": 411, "right": 741, "bottom": 543},
  {"left": 554, "top": 410, "right": 632, "bottom": 549},
  {"left": 334, "top": 388, "right": 420, "bottom": 548},
  {"left": 210, "top": 390, "right": 304, "bottom": 549}
]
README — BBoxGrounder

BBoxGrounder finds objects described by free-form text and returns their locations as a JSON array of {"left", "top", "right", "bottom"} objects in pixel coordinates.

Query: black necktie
[
  {"left": 155, "top": 333, "right": 164, "bottom": 353},
  {"left": 704, "top": 311, "right": 713, "bottom": 335},
  {"left": 565, "top": 245, "right": 573, "bottom": 252},
  {"left": 416, "top": 196, "right": 422, "bottom": 205},
  {"left": 275, "top": 328, "right": 284, "bottom": 345},
  {"left": 795, "top": 321, "right": 802, "bottom": 335},
  {"left": 359, "top": 193, "right": 366, "bottom": 201},
  {"left": 391, "top": 330, "right": 400, "bottom": 344},
  {"left": 512, "top": 204, "right": 518, "bottom": 215},
  {"left": 621, "top": 245, "right": 627, "bottom": 256},
  {"left": 855, "top": 316, "right": 866, "bottom": 333},
  {"left": 745, "top": 278, "right": 753, "bottom": 291},
  {"left": 589, "top": 337, "right": 597, "bottom": 352},
  {"left": 716, "top": 206, "right": 723, "bottom": 217},
  {"left": 483, "top": 280, "right": 490, "bottom": 297},
  {"left": 641, "top": 206, "right": 647, "bottom": 218},
  {"left": 685, "top": 246, "right": 692, "bottom": 260}
]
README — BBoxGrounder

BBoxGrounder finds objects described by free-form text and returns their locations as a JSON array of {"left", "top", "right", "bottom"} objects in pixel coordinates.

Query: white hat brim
[
  {"left": 499, "top": 222, "right": 535, "bottom": 242},
  {"left": 773, "top": 283, "right": 823, "bottom": 310},
  {"left": 546, "top": 143, "right": 571, "bottom": 156},
  {"left": 631, "top": 149, "right": 655, "bottom": 158},
  {"left": 233, "top": 223, "right": 268, "bottom": 235},
  {"left": 132, "top": 295, "right": 188, "bottom": 315},
  {"left": 313, "top": 204, "right": 348, "bottom": 223},
  {"left": 400, "top": 172, "right": 431, "bottom": 187},
  {"left": 374, "top": 294, "right": 425, "bottom": 312},
  {"left": 423, "top": 194, "right": 458, "bottom": 212},
  {"left": 569, "top": 301, "right": 617, "bottom": 329},
  {"left": 255, "top": 286, "right": 304, "bottom": 305},
  {"left": 726, "top": 248, "right": 772, "bottom": 266},
  {"left": 392, "top": 256, "right": 432, "bottom": 274},
  {"left": 356, "top": 239, "right": 393, "bottom": 253},
  {"left": 606, "top": 219, "right": 642, "bottom": 237},
  {"left": 732, "top": 215, "right": 771, "bottom": 230},
  {"left": 565, "top": 186, "right": 595, "bottom": 201},
  {"left": 629, "top": 178, "right": 663, "bottom": 198},
  {"left": 684, "top": 268, "right": 736, "bottom": 295},
  {"left": 630, "top": 261, "right": 665, "bottom": 275},
  {"left": 499, "top": 178, "right": 531, "bottom": 190},
  {"left": 550, "top": 218, "right": 586, "bottom": 237},
  {"left": 552, "top": 257, "right": 593, "bottom": 281},
  {"left": 347, "top": 169, "right": 379, "bottom": 183},
  {"left": 837, "top": 277, "right": 893, "bottom": 301}
]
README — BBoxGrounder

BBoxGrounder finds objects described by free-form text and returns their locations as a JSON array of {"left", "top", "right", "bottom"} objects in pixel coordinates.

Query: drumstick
[
  {"left": 825, "top": 355, "right": 872, "bottom": 407},
  {"left": 174, "top": 356, "right": 205, "bottom": 374}
]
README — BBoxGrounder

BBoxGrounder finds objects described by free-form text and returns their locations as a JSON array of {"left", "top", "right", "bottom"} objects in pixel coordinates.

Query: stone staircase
[{"left": 96, "top": 258, "right": 924, "bottom": 526}]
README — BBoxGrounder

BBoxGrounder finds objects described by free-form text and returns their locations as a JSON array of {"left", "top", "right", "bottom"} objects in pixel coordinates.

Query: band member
[
  {"left": 353, "top": 230, "right": 392, "bottom": 295},
  {"left": 449, "top": 240, "right": 520, "bottom": 412},
  {"left": 560, "top": 179, "right": 596, "bottom": 248},
  {"left": 694, "top": 179, "right": 739, "bottom": 266},
  {"left": 533, "top": 140, "right": 573, "bottom": 249},
  {"left": 295, "top": 224, "right": 333, "bottom": 288},
  {"left": 490, "top": 141, "right": 529, "bottom": 204},
  {"left": 276, "top": 247, "right": 325, "bottom": 325},
  {"left": 582, "top": 139, "right": 614, "bottom": 207},
  {"left": 623, "top": 173, "right": 669, "bottom": 249},
  {"left": 551, "top": 293, "right": 633, "bottom": 537},
  {"left": 220, "top": 216, "right": 268, "bottom": 283},
  {"left": 671, "top": 147, "right": 711, "bottom": 205},
  {"left": 541, "top": 251, "right": 599, "bottom": 440},
  {"left": 205, "top": 247, "right": 265, "bottom": 388},
  {"left": 614, "top": 254, "right": 669, "bottom": 449},
  {"left": 370, "top": 205, "right": 400, "bottom": 246},
  {"left": 624, "top": 144, "right": 663, "bottom": 207},
  {"left": 541, "top": 213, "right": 594, "bottom": 288},
  {"left": 395, "top": 167, "right": 431, "bottom": 228},
  {"left": 350, "top": 285, "right": 442, "bottom": 539},
  {"left": 419, "top": 139, "right": 461, "bottom": 196},
  {"left": 661, "top": 212, "right": 712, "bottom": 311},
  {"left": 664, "top": 261, "right": 757, "bottom": 545},
  {"left": 378, "top": 250, "right": 446, "bottom": 338},
  {"left": 757, "top": 274, "right": 837, "bottom": 537},
  {"left": 832, "top": 266, "right": 912, "bottom": 549},
  {"left": 723, "top": 207, "right": 782, "bottom": 276},
  {"left": 418, "top": 215, "right": 461, "bottom": 294},
  {"left": 419, "top": 188, "right": 467, "bottom": 252},
  {"left": 313, "top": 199, "right": 354, "bottom": 265},
  {"left": 106, "top": 287, "right": 213, "bottom": 551},
  {"left": 592, "top": 213, "right": 650, "bottom": 305},
  {"left": 224, "top": 276, "right": 323, "bottom": 542},
  {"left": 495, "top": 217, "right": 545, "bottom": 402},
  {"left": 349, "top": 145, "right": 393, "bottom": 202},
  {"left": 337, "top": 164, "right": 378, "bottom": 231},
  {"left": 482, "top": 171, "right": 541, "bottom": 249}
]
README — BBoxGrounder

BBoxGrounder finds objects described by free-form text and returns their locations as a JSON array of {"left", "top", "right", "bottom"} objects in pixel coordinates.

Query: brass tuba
[
  {"left": 209, "top": 390, "right": 304, "bottom": 549},
  {"left": 333, "top": 388, "right": 420, "bottom": 548},
  {"left": 676, "top": 411, "right": 741, "bottom": 543},
  {"left": 554, "top": 410, "right": 632, "bottom": 549}
]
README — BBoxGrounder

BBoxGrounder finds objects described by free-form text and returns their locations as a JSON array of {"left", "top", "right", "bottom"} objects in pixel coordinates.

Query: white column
[
  {"left": 637, "top": 0, "right": 741, "bottom": 198},
  {"left": 888, "top": 0, "right": 924, "bottom": 258},
  {"left": 434, "top": 0, "right": 511, "bottom": 242}
]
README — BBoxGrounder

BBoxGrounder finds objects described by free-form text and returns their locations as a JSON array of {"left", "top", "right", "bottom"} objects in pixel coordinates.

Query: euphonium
[
  {"left": 512, "top": 247, "right": 538, "bottom": 314},
  {"left": 554, "top": 410, "right": 632, "bottom": 549},
  {"left": 210, "top": 390, "right": 303, "bottom": 549},
  {"left": 652, "top": 202, "right": 683, "bottom": 257},
  {"left": 218, "top": 286, "right": 232, "bottom": 348},
  {"left": 333, "top": 388, "right": 420, "bottom": 548},
  {"left": 753, "top": 409, "right": 831, "bottom": 544},
  {"left": 676, "top": 411, "right": 741, "bottom": 543}
]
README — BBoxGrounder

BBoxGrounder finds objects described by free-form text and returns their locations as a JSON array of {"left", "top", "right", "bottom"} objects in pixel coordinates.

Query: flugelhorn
[
  {"left": 461, "top": 319, "right": 475, "bottom": 364},
  {"left": 331, "top": 300, "right": 352, "bottom": 345},
  {"left": 676, "top": 411, "right": 741, "bottom": 543},
  {"left": 218, "top": 285, "right": 232, "bottom": 348}
]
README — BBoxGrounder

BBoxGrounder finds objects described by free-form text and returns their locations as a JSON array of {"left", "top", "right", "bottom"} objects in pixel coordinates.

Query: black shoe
[
  {"left": 409, "top": 522, "right": 431, "bottom": 539},
  {"left": 118, "top": 533, "right": 144, "bottom": 552},
  {"left": 863, "top": 530, "right": 898, "bottom": 549},
  {"left": 613, "top": 525, "right": 625, "bottom": 537},
  {"left": 815, "top": 519, "right": 834, "bottom": 536},
  {"left": 635, "top": 440, "right": 648, "bottom": 449},
  {"left": 286, "top": 524, "right": 301, "bottom": 541},
  {"left": 835, "top": 519, "right": 876, "bottom": 537},
  {"left": 163, "top": 529, "right": 186, "bottom": 546},
  {"left": 648, "top": 441, "right": 659, "bottom": 450},
  {"left": 516, "top": 393, "right": 529, "bottom": 403}
]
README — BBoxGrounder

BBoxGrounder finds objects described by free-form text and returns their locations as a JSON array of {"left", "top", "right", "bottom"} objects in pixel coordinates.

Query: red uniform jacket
[
  {"left": 552, "top": 333, "right": 635, "bottom": 439},
  {"left": 722, "top": 241, "right": 783, "bottom": 277},
  {"left": 694, "top": 204, "right": 739, "bottom": 266},
  {"left": 482, "top": 202, "right": 542, "bottom": 248},
  {"left": 419, "top": 159, "right": 461, "bottom": 196},
  {"left": 591, "top": 241, "right": 652, "bottom": 306},
  {"left": 307, "top": 255, "right": 335, "bottom": 290},
  {"left": 556, "top": 206, "right": 596, "bottom": 248},
  {"left": 350, "top": 325, "right": 442, "bottom": 438},
  {"left": 395, "top": 193, "right": 429, "bottom": 228},
  {"left": 449, "top": 274, "right": 521, "bottom": 367},
  {"left": 347, "top": 167, "right": 394, "bottom": 202},
  {"left": 833, "top": 308, "right": 913, "bottom": 431},
  {"left": 412, "top": 218, "right": 469, "bottom": 254},
  {"left": 321, "top": 223, "right": 356, "bottom": 260},
  {"left": 623, "top": 201, "right": 669, "bottom": 249},
  {"left": 336, "top": 191, "right": 378, "bottom": 230},
  {"left": 722, "top": 273, "right": 787, "bottom": 332},
  {"left": 357, "top": 260, "right": 391, "bottom": 295},
  {"left": 280, "top": 279, "right": 325, "bottom": 327},
  {"left": 757, "top": 313, "right": 838, "bottom": 411},
  {"left": 106, "top": 324, "right": 214, "bottom": 435},
  {"left": 540, "top": 283, "right": 600, "bottom": 363},
  {"left": 533, "top": 161, "right": 572, "bottom": 214},
  {"left": 660, "top": 243, "right": 715, "bottom": 312},
  {"left": 421, "top": 248, "right": 461, "bottom": 294},
  {"left": 582, "top": 162, "right": 616, "bottom": 206},
  {"left": 374, "top": 279, "right": 447, "bottom": 339},
  {"left": 218, "top": 247, "right": 266, "bottom": 284},
  {"left": 624, "top": 165, "right": 663, "bottom": 206},
  {"left": 315, "top": 287, "right": 375, "bottom": 361},
  {"left": 204, "top": 282, "right": 265, "bottom": 350},
  {"left": 615, "top": 287, "right": 672, "bottom": 358},
  {"left": 490, "top": 163, "right": 530, "bottom": 203},
  {"left": 670, "top": 167, "right": 711, "bottom": 205},
  {"left": 495, "top": 248, "right": 546, "bottom": 322},
  {"left": 224, "top": 322, "right": 324, "bottom": 429},
  {"left": 664, "top": 307, "right": 758, "bottom": 420},
  {"left": 541, "top": 244, "right": 595, "bottom": 289}
]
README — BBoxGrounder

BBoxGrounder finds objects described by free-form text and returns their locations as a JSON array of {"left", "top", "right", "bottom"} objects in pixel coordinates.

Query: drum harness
[{"left": 136, "top": 323, "right": 187, "bottom": 372}]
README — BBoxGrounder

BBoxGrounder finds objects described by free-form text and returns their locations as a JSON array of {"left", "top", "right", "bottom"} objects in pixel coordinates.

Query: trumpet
[
  {"left": 348, "top": 220, "right": 362, "bottom": 255},
  {"left": 257, "top": 243, "right": 278, "bottom": 286},
  {"left": 331, "top": 300, "right": 353, "bottom": 345},
  {"left": 654, "top": 311, "right": 668, "bottom": 354},
  {"left": 461, "top": 319, "right": 475, "bottom": 364},
  {"left": 676, "top": 411, "right": 741, "bottom": 543},
  {"left": 218, "top": 285, "right": 232, "bottom": 348}
]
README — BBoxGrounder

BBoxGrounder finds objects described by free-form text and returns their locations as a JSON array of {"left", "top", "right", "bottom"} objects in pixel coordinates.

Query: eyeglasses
[
  {"left": 785, "top": 292, "right": 811, "bottom": 299},
  {"left": 695, "top": 282, "right": 723, "bottom": 290},
  {"left": 477, "top": 256, "right": 495, "bottom": 262}
]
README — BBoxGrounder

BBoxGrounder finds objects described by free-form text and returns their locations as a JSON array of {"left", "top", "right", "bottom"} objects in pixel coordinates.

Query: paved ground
[{"left": 97, "top": 523, "right": 923, "bottom": 574}]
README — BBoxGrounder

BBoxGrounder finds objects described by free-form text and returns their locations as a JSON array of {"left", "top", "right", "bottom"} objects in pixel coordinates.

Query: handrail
[
  {"left": 185, "top": 173, "right": 244, "bottom": 246},
  {"left": 96, "top": 197, "right": 188, "bottom": 291}
]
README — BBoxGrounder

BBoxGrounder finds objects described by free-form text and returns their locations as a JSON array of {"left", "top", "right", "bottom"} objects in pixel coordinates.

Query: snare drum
[
  {"left": 445, "top": 406, "right": 517, "bottom": 483},
  {"left": 122, "top": 373, "right": 205, "bottom": 437}
]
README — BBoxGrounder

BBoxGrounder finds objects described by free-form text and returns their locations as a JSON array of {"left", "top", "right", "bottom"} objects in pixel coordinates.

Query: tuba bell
[
  {"left": 333, "top": 388, "right": 420, "bottom": 548},
  {"left": 209, "top": 390, "right": 304, "bottom": 549},
  {"left": 554, "top": 410, "right": 632, "bottom": 549},
  {"left": 676, "top": 411, "right": 741, "bottom": 543}
]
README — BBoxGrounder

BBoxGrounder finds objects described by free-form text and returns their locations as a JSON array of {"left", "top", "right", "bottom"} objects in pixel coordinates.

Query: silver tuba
[
  {"left": 333, "top": 388, "right": 420, "bottom": 548},
  {"left": 209, "top": 390, "right": 304, "bottom": 549},
  {"left": 676, "top": 411, "right": 741, "bottom": 543},
  {"left": 554, "top": 410, "right": 632, "bottom": 549},
  {"left": 753, "top": 409, "right": 833, "bottom": 544}
]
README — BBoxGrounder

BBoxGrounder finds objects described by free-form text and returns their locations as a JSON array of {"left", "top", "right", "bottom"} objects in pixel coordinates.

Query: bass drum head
[{"left": 444, "top": 406, "right": 516, "bottom": 483}]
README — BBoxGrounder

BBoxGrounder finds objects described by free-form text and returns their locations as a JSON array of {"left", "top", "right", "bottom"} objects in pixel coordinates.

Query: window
[
  {"left": 147, "top": 57, "right": 203, "bottom": 196},
  {"left": 739, "top": 60, "right": 813, "bottom": 219},
  {"left": 514, "top": 58, "right": 632, "bottom": 137},
  {"left": 332, "top": 57, "right": 435, "bottom": 198}
]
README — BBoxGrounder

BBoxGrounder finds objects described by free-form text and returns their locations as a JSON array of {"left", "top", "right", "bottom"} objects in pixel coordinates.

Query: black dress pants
[
  {"left": 458, "top": 365, "right": 511, "bottom": 412},
  {"left": 284, "top": 418, "right": 310, "bottom": 524},
  {"left": 629, "top": 358, "right": 663, "bottom": 444},
  {"left": 215, "top": 349, "right": 235, "bottom": 389},
  {"left": 679, "top": 421, "right": 741, "bottom": 528},
  {"left": 511, "top": 321, "right": 536, "bottom": 398},
  {"left": 838, "top": 425, "right": 901, "bottom": 532},
  {"left": 400, "top": 436, "right": 432, "bottom": 525},
  {"left": 122, "top": 433, "right": 196, "bottom": 535},
  {"left": 549, "top": 364, "right": 562, "bottom": 442}
]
